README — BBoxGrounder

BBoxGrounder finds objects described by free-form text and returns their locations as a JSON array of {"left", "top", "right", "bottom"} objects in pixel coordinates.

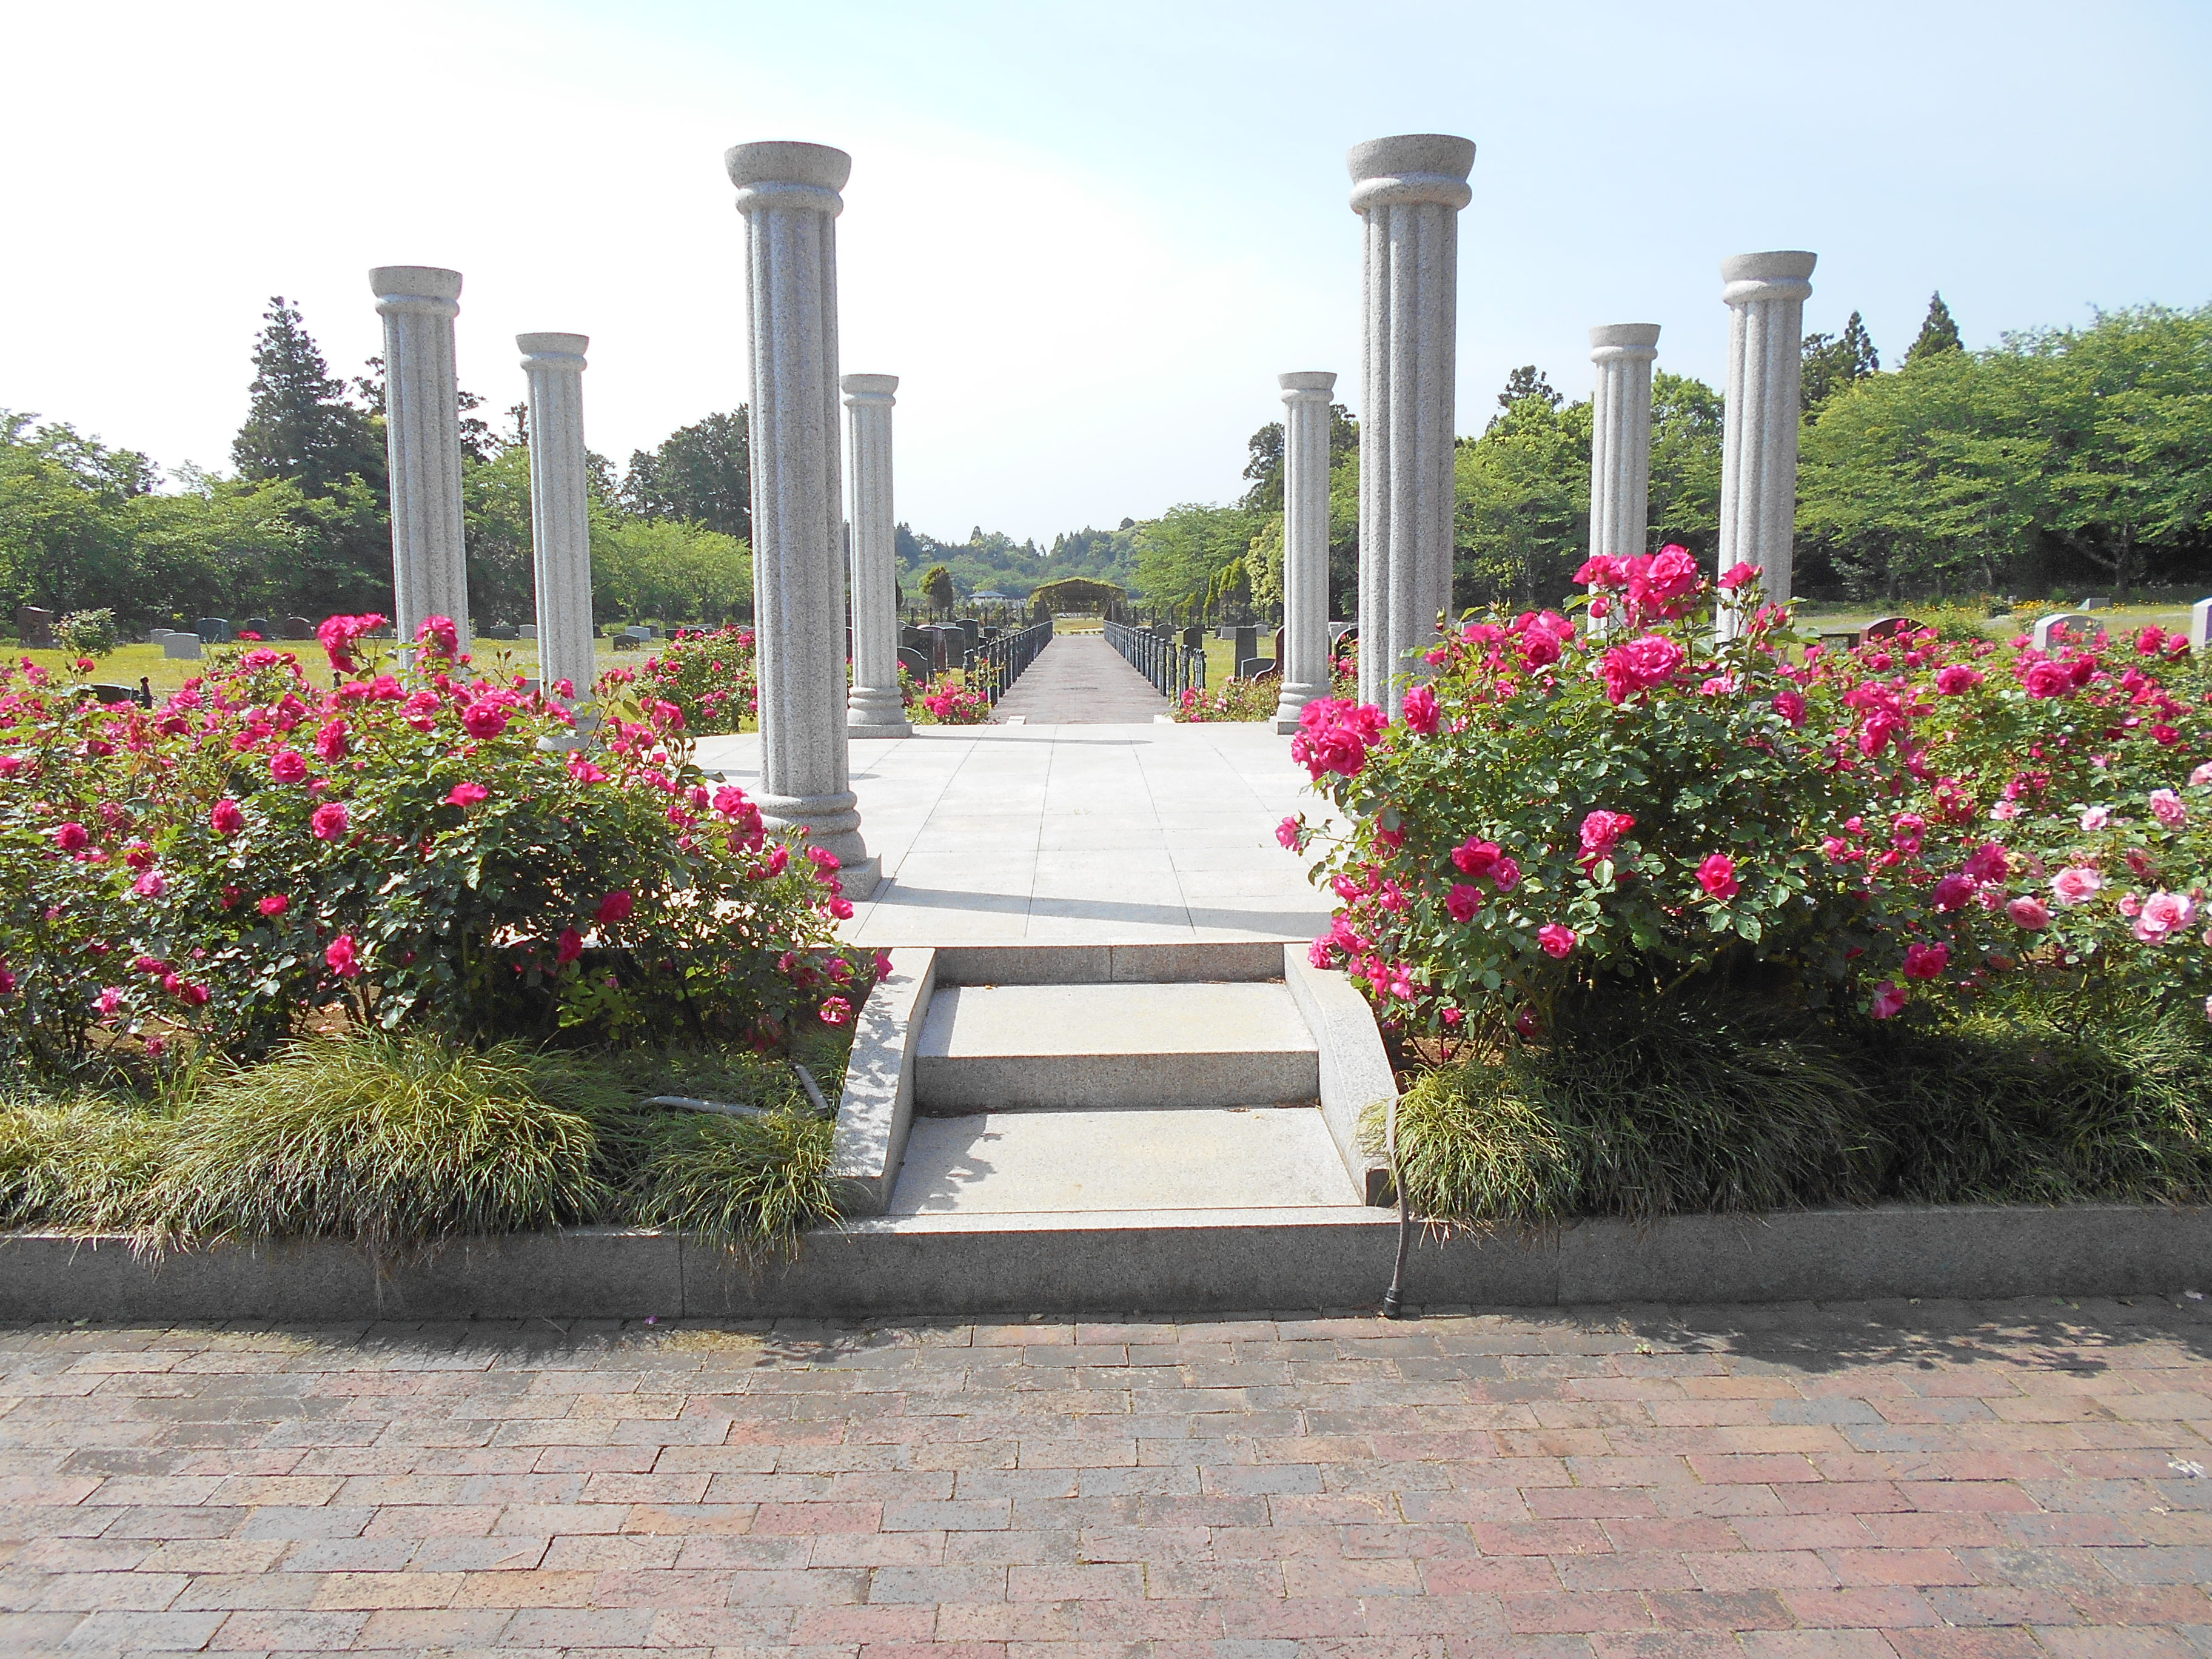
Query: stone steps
[{"left": 913, "top": 981, "right": 1319, "bottom": 1111}]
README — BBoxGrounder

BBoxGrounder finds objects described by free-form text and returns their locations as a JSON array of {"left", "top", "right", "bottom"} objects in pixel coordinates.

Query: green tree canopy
[
  {"left": 1905, "top": 292, "right": 1965, "bottom": 366},
  {"left": 622, "top": 411, "right": 750, "bottom": 542},
  {"left": 230, "top": 298, "right": 386, "bottom": 501}
]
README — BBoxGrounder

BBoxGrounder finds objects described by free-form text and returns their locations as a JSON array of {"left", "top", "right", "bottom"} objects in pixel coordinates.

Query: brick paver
[{"left": 3, "top": 1296, "right": 2209, "bottom": 1656}]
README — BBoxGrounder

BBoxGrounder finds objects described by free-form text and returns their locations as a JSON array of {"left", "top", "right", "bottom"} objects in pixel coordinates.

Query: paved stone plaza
[
  {"left": 3, "top": 1298, "right": 2210, "bottom": 1656},
  {"left": 692, "top": 711, "right": 1336, "bottom": 949}
]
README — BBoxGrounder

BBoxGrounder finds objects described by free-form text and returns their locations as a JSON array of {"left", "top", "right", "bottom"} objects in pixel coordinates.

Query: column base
[
  {"left": 758, "top": 786, "right": 875, "bottom": 897},
  {"left": 848, "top": 717, "right": 913, "bottom": 740},
  {"left": 836, "top": 854, "right": 882, "bottom": 904},
  {"left": 1273, "top": 682, "right": 1324, "bottom": 734}
]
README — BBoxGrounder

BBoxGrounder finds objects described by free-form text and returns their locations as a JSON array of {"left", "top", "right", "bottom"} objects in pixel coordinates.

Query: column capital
[
  {"left": 1348, "top": 133, "right": 1474, "bottom": 214},
  {"left": 1589, "top": 324, "right": 1660, "bottom": 363},
  {"left": 1279, "top": 370, "right": 1336, "bottom": 401},
  {"left": 517, "top": 333, "right": 589, "bottom": 370},
  {"left": 370, "top": 265, "right": 461, "bottom": 317},
  {"left": 1721, "top": 250, "right": 1816, "bottom": 306},
  {"left": 842, "top": 373, "right": 899, "bottom": 403},
  {"left": 726, "top": 141, "right": 849, "bottom": 216}
]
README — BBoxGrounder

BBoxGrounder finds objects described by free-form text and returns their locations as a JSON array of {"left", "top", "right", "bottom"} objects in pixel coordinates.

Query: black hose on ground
[{"left": 1381, "top": 1088, "right": 1410, "bottom": 1319}]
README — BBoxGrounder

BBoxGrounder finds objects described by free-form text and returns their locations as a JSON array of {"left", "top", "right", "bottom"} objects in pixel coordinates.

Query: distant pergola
[{"left": 1029, "top": 577, "right": 1125, "bottom": 618}]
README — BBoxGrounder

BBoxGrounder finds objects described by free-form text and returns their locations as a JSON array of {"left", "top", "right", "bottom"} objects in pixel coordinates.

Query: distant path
[{"left": 990, "top": 632, "right": 1168, "bottom": 723}]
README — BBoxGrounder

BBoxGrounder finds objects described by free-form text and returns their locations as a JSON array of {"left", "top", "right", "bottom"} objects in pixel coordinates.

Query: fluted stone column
[
  {"left": 370, "top": 266, "right": 471, "bottom": 652},
  {"left": 726, "top": 140, "right": 878, "bottom": 899},
  {"left": 842, "top": 374, "right": 910, "bottom": 739},
  {"left": 1589, "top": 324, "right": 1661, "bottom": 559},
  {"left": 518, "top": 333, "right": 595, "bottom": 723},
  {"left": 1349, "top": 135, "right": 1474, "bottom": 716},
  {"left": 1717, "top": 251, "right": 1816, "bottom": 635},
  {"left": 1275, "top": 371, "right": 1336, "bottom": 733}
]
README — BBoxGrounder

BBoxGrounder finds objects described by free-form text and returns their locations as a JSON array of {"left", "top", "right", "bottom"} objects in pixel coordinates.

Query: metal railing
[
  {"left": 960, "top": 618, "right": 1054, "bottom": 705},
  {"left": 1104, "top": 619, "right": 1207, "bottom": 700}
]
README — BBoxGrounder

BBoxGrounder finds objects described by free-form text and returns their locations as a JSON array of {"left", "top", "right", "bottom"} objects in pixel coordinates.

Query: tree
[
  {"left": 1240, "top": 422, "right": 1284, "bottom": 512},
  {"left": 922, "top": 563, "right": 955, "bottom": 615},
  {"left": 622, "top": 410, "right": 750, "bottom": 541},
  {"left": 1905, "top": 292, "right": 1963, "bottom": 366},
  {"left": 1497, "top": 365, "right": 1560, "bottom": 412},
  {"left": 1131, "top": 503, "right": 1259, "bottom": 620},
  {"left": 230, "top": 298, "right": 386, "bottom": 501},
  {"left": 1455, "top": 395, "right": 1591, "bottom": 607},
  {"left": 1646, "top": 372, "right": 1725, "bottom": 559},
  {"left": 590, "top": 514, "right": 752, "bottom": 623},
  {"left": 1802, "top": 312, "right": 1881, "bottom": 415}
]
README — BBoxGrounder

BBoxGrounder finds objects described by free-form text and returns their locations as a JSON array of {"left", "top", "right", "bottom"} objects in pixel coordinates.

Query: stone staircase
[{"left": 830, "top": 942, "right": 1395, "bottom": 1220}]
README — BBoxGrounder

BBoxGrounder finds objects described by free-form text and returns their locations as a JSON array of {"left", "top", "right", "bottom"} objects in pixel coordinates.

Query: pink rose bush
[
  {"left": 0, "top": 629, "right": 868, "bottom": 1076},
  {"left": 595, "top": 625, "right": 757, "bottom": 736},
  {"left": 1287, "top": 560, "right": 2212, "bottom": 1035}
]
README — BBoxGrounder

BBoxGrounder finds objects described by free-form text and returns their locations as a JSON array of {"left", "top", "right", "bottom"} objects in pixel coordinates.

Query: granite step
[{"left": 913, "top": 980, "right": 1319, "bottom": 1111}]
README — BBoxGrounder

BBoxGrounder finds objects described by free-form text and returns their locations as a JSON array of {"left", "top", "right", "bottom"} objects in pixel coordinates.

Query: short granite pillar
[
  {"left": 1350, "top": 135, "right": 1475, "bottom": 716},
  {"left": 1275, "top": 371, "right": 1338, "bottom": 733},
  {"left": 1589, "top": 325, "right": 1661, "bottom": 559},
  {"left": 370, "top": 266, "right": 471, "bottom": 652},
  {"left": 842, "top": 374, "right": 911, "bottom": 739},
  {"left": 1717, "top": 252, "right": 1816, "bottom": 635},
  {"left": 726, "top": 141, "right": 878, "bottom": 898},
  {"left": 2191, "top": 598, "right": 2212, "bottom": 654},
  {"left": 517, "top": 333, "right": 595, "bottom": 722}
]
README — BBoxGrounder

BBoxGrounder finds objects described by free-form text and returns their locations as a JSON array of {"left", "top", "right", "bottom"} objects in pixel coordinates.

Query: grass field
[{"left": 5, "top": 636, "right": 656, "bottom": 699}]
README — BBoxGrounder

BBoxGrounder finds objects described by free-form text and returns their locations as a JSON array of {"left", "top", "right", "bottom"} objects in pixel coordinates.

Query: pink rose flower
[
  {"left": 1580, "top": 810, "right": 1635, "bottom": 859},
  {"left": 555, "top": 927, "right": 584, "bottom": 966},
  {"left": 1902, "top": 942, "right": 1950, "bottom": 981},
  {"left": 2132, "top": 889, "right": 2196, "bottom": 943},
  {"left": 1696, "top": 853, "right": 1738, "bottom": 900},
  {"left": 1871, "top": 980, "right": 1908, "bottom": 1019},
  {"left": 416, "top": 615, "right": 460, "bottom": 659},
  {"left": 461, "top": 703, "right": 509, "bottom": 740},
  {"left": 258, "top": 894, "right": 288, "bottom": 917},
  {"left": 210, "top": 799, "right": 244, "bottom": 837},
  {"left": 1989, "top": 800, "right": 2019, "bottom": 821},
  {"left": 1276, "top": 817, "right": 1301, "bottom": 851},
  {"left": 830, "top": 896, "right": 856, "bottom": 920},
  {"left": 317, "top": 612, "right": 387, "bottom": 673},
  {"left": 1401, "top": 685, "right": 1440, "bottom": 736},
  {"left": 132, "top": 870, "right": 164, "bottom": 899},
  {"left": 1308, "top": 937, "right": 1338, "bottom": 970},
  {"left": 269, "top": 749, "right": 308, "bottom": 783},
  {"left": 1772, "top": 689, "right": 1806, "bottom": 727},
  {"left": 595, "top": 890, "right": 634, "bottom": 923},
  {"left": 1962, "top": 843, "right": 2011, "bottom": 883},
  {"left": 2050, "top": 866, "right": 2103, "bottom": 907},
  {"left": 313, "top": 719, "right": 349, "bottom": 763},
  {"left": 325, "top": 934, "right": 361, "bottom": 978},
  {"left": 1599, "top": 634, "right": 1686, "bottom": 705},
  {"left": 1717, "top": 561, "right": 1759, "bottom": 591},
  {"left": 1536, "top": 923, "right": 1577, "bottom": 959},
  {"left": 2149, "top": 788, "right": 2187, "bottom": 828},
  {"left": 446, "top": 782, "right": 489, "bottom": 807},
  {"left": 1574, "top": 555, "right": 1629, "bottom": 590},
  {"left": 1932, "top": 873, "right": 1977, "bottom": 913},
  {"left": 1452, "top": 838, "right": 1501, "bottom": 877},
  {"left": 2190, "top": 762, "right": 2212, "bottom": 787},
  {"left": 1492, "top": 857, "right": 1521, "bottom": 893},
  {"left": 1934, "top": 665, "right": 1985, "bottom": 695},
  {"left": 2080, "top": 805, "right": 2111, "bottom": 831},
  {"left": 1445, "top": 883, "right": 1481, "bottom": 922},
  {"left": 95, "top": 987, "right": 122, "bottom": 1014},
  {"left": 52, "top": 821, "right": 89, "bottom": 851},
  {"left": 2006, "top": 894, "right": 2051, "bottom": 930},
  {"left": 819, "top": 996, "right": 853, "bottom": 1025},
  {"left": 310, "top": 802, "right": 349, "bottom": 841}
]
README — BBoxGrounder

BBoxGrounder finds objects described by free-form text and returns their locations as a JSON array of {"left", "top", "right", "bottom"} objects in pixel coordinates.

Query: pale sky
[{"left": 5, "top": 1, "right": 2208, "bottom": 545}]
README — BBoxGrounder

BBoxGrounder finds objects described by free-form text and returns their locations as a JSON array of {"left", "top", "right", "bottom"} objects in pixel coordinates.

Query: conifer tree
[
  {"left": 1801, "top": 311, "right": 1882, "bottom": 414},
  {"left": 1905, "top": 292, "right": 1964, "bottom": 365},
  {"left": 230, "top": 298, "right": 385, "bottom": 499}
]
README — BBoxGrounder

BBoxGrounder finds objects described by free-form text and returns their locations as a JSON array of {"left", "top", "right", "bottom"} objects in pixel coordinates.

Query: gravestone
[
  {"left": 79, "top": 683, "right": 138, "bottom": 705},
  {"left": 2082, "top": 596, "right": 2109, "bottom": 611},
  {"left": 482, "top": 625, "right": 518, "bottom": 642},
  {"left": 2191, "top": 598, "right": 2212, "bottom": 654},
  {"left": 240, "top": 617, "right": 272, "bottom": 638},
  {"left": 982, "top": 626, "right": 1000, "bottom": 642},
  {"left": 1328, "top": 622, "right": 1357, "bottom": 648},
  {"left": 897, "top": 646, "right": 933, "bottom": 683},
  {"left": 2033, "top": 612, "right": 2096, "bottom": 651},
  {"left": 957, "top": 618, "right": 981, "bottom": 651},
  {"left": 161, "top": 634, "right": 203, "bottom": 660},
  {"left": 900, "top": 625, "right": 932, "bottom": 655},
  {"left": 1181, "top": 626, "right": 1205, "bottom": 648},
  {"left": 282, "top": 616, "right": 314, "bottom": 640},
  {"left": 15, "top": 606, "right": 53, "bottom": 648},
  {"left": 1860, "top": 617, "right": 1925, "bottom": 643},
  {"left": 1273, "top": 626, "right": 1287, "bottom": 665},
  {"left": 926, "top": 625, "right": 966, "bottom": 670},
  {"left": 518, "top": 623, "right": 538, "bottom": 640},
  {"left": 1239, "top": 657, "right": 1279, "bottom": 680},
  {"left": 195, "top": 617, "right": 233, "bottom": 644},
  {"left": 1232, "top": 626, "right": 1257, "bottom": 664}
]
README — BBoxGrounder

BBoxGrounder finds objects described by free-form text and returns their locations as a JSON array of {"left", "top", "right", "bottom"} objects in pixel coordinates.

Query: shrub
[
  {"left": 597, "top": 624, "right": 756, "bottom": 735},
  {"left": 919, "top": 682, "right": 992, "bottom": 725},
  {"left": 1175, "top": 677, "right": 1278, "bottom": 723},
  {"left": 0, "top": 615, "right": 866, "bottom": 1078},
  {"left": 55, "top": 609, "right": 119, "bottom": 659},
  {"left": 1289, "top": 554, "right": 2212, "bottom": 1036}
]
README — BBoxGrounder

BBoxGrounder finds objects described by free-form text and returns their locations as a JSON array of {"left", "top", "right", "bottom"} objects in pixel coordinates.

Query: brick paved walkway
[
  {"left": 990, "top": 634, "right": 1168, "bottom": 724},
  {"left": 3, "top": 1297, "right": 2210, "bottom": 1657}
]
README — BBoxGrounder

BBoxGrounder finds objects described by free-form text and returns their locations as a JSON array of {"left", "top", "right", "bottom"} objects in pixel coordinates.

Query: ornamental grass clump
[
  {"left": 135, "top": 1037, "right": 619, "bottom": 1260},
  {"left": 0, "top": 1088, "right": 173, "bottom": 1232},
  {"left": 0, "top": 614, "right": 870, "bottom": 1079}
]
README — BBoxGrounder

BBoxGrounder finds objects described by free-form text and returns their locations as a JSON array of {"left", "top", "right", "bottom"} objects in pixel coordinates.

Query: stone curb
[
  {"left": 1282, "top": 947, "right": 1396, "bottom": 1204},
  {"left": 826, "top": 946, "right": 936, "bottom": 1217},
  {"left": 4, "top": 1204, "right": 2205, "bottom": 1322}
]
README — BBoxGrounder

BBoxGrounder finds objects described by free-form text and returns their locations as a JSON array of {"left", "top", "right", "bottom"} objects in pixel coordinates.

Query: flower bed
[{"left": 1284, "top": 553, "right": 2212, "bottom": 1222}]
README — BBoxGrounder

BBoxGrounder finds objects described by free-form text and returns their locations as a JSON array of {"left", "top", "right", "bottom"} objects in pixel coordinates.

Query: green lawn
[{"left": 8, "top": 637, "right": 654, "bottom": 699}]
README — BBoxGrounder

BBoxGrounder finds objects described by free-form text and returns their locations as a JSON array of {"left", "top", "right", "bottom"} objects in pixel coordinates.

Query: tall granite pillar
[
  {"left": 370, "top": 266, "right": 471, "bottom": 652},
  {"left": 1274, "top": 370, "right": 1337, "bottom": 733},
  {"left": 1588, "top": 324, "right": 1661, "bottom": 558},
  {"left": 841, "top": 374, "right": 911, "bottom": 739},
  {"left": 517, "top": 333, "right": 595, "bottom": 720},
  {"left": 1349, "top": 135, "right": 1475, "bottom": 716},
  {"left": 1717, "top": 251, "right": 1816, "bottom": 635},
  {"left": 725, "top": 141, "right": 878, "bottom": 898}
]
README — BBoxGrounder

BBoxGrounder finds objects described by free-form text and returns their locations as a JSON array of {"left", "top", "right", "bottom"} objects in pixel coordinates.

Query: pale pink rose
[
  {"left": 2133, "top": 890, "right": 2196, "bottom": 943},
  {"left": 2191, "top": 762, "right": 2212, "bottom": 787},
  {"left": 1989, "top": 800, "right": 2020, "bottom": 821},
  {"left": 2080, "top": 806, "right": 2111, "bottom": 831},
  {"left": 2050, "top": 866, "right": 2103, "bottom": 907},
  {"left": 1871, "top": 980, "right": 1908, "bottom": 1019},
  {"left": 2119, "top": 892, "right": 2142, "bottom": 917},
  {"left": 2150, "top": 789, "right": 2188, "bottom": 828}
]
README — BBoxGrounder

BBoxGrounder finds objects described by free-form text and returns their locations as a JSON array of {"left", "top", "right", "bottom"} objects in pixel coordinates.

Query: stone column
[
  {"left": 517, "top": 333, "right": 595, "bottom": 723},
  {"left": 1717, "top": 251, "right": 1816, "bottom": 634},
  {"left": 1274, "top": 371, "right": 1337, "bottom": 732},
  {"left": 841, "top": 374, "right": 911, "bottom": 739},
  {"left": 1349, "top": 135, "right": 1475, "bottom": 716},
  {"left": 1588, "top": 324, "right": 1661, "bottom": 559},
  {"left": 370, "top": 266, "right": 471, "bottom": 652},
  {"left": 726, "top": 140, "right": 878, "bottom": 899}
]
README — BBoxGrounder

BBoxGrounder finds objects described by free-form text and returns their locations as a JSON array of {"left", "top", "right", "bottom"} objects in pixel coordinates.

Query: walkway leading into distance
[
  {"left": 4, "top": 1295, "right": 2210, "bottom": 1655},
  {"left": 988, "top": 632, "right": 1168, "bottom": 724}
]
